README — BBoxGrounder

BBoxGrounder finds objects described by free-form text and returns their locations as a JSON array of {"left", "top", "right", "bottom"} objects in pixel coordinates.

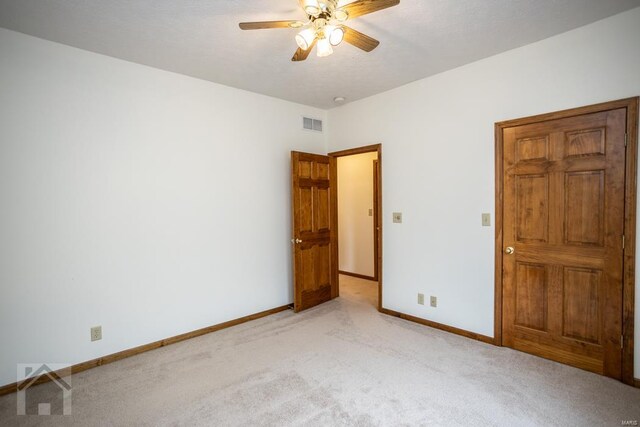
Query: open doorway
[{"left": 329, "top": 144, "right": 382, "bottom": 310}]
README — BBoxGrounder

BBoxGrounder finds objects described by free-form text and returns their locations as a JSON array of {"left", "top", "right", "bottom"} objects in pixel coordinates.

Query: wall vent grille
[{"left": 303, "top": 117, "right": 323, "bottom": 133}]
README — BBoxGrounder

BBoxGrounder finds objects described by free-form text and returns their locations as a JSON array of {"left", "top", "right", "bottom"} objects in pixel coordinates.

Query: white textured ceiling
[{"left": 0, "top": 0, "right": 639, "bottom": 108}]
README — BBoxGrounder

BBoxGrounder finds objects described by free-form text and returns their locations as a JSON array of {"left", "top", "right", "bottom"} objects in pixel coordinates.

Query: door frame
[
  {"left": 373, "top": 159, "right": 380, "bottom": 281},
  {"left": 494, "top": 97, "right": 639, "bottom": 385},
  {"left": 329, "top": 144, "right": 383, "bottom": 311}
]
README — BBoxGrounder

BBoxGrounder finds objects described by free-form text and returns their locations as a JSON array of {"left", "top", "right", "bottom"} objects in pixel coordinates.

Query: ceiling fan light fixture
[
  {"left": 328, "top": 26, "right": 344, "bottom": 46},
  {"left": 334, "top": 9, "right": 348, "bottom": 22},
  {"left": 295, "top": 28, "right": 317, "bottom": 50},
  {"left": 238, "top": 0, "right": 397, "bottom": 62},
  {"left": 317, "top": 37, "right": 334, "bottom": 57},
  {"left": 302, "top": 0, "right": 321, "bottom": 16}
]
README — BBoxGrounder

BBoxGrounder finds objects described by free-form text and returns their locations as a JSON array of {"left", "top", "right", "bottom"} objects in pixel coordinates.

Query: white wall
[
  {"left": 327, "top": 8, "right": 640, "bottom": 378},
  {"left": 338, "top": 152, "right": 378, "bottom": 277},
  {"left": 0, "top": 28, "right": 327, "bottom": 386}
]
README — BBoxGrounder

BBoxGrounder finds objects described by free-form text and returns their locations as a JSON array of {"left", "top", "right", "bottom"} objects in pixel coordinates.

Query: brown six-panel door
[
  {"left": 291, "top": 151, "right": 338, "bottom": 312},
  {"left": 502, "top": 108, "right": 626, "bottom": 378}
]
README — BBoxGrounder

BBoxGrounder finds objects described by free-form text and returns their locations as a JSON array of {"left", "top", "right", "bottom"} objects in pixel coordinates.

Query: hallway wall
[{"left": 337, "top": 152, "right": 378, "bottom": 278}]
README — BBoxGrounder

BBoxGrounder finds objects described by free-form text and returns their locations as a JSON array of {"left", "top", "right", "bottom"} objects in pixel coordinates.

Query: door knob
[
  {"left": 291, "top": 238, "right": 303, "bottom": 244},
  {"left": 505, "top": 246, "right": 515, "bottom": 255}
]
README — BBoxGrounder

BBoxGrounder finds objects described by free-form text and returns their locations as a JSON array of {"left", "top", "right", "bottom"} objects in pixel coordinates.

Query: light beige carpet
[{"left": 1, "top": 275, "right": 639, "bottom": 426}]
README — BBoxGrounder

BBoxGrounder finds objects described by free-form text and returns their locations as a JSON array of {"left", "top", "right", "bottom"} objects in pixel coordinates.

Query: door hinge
[
  {"left": 622, "top": 235, "right": 625, "bottom": 249},
  {"left": 621, "top": 335, "right": 624, "bottom": 349},
  {"left": 625, "top": 133, "right": 628, "bottom": 147}
]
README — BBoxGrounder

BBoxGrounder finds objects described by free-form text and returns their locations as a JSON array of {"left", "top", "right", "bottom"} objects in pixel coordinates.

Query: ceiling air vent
[{"left": 303, "top": 117, "right": 323, "bottom": 133}]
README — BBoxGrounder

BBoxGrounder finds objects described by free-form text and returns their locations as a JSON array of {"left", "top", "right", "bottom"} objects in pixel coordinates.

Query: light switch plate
[
  {"left": 430, "top": 296, "right": 437, "bottom": 308},
  {"left": 392, "top": 212, "right": 402, "bottom": 223},
  {"left": 482, "top": 213, "right": 491, "bottom": 226},
  {"left": 368, "top": 208, "right": 373, "bottom": 217},
  {"left": 418, "top": 293, "right": 425, "bottom": 305}
]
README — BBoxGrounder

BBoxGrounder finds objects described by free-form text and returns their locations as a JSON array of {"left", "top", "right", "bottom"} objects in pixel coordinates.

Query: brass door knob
[{"left": 505, "top": 246, "right": 515, "bottom": 255}]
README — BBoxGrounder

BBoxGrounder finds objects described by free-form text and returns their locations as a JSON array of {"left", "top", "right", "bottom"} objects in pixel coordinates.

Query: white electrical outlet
[
  {"left": 418, "top": 293, "right": 425, "bottom": 305},
  {"left": 393, "top": 212, "right": 402, "bottom": 223},
  {"left": 90, "top": 326, "right": 102, "bottom": 342},
  {"left": 430, "top": 296, "right": 437, "bottom": 308}
]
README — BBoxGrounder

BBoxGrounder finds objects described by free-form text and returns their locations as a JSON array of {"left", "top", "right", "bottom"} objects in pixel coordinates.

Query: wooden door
[
  {"left": 291, "top": 151, "right": 338, "bottom": 312},
  {"left": 501, "top": 108, "right": 626, "bottom": 378}
]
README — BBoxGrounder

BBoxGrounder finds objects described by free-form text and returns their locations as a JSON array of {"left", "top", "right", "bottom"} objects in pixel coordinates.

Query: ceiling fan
[{"left": 239, "top": 0, "right": 400, "bottom": 61}]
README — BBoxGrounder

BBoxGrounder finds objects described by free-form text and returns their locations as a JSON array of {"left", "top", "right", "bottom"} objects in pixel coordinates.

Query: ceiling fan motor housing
[{"left": 307, "top": 0, "right": 346, "bottom": 22}]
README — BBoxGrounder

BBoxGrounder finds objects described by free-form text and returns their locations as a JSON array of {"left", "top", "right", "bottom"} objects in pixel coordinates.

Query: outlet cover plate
[
  {"left": 393, "top": 212, "right": 402, "bottom": 223},
  {"left": 91, "top": 326, "right": 102, "bottom": 342},
  {"left": 418, "top": 293, "right": 425, "bottom": 305},
  {"left": 430, "top": 296, "right": 437, "bottom": 308}
]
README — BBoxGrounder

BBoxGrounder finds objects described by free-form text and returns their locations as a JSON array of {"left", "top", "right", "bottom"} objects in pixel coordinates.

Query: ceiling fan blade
[
  {"left": 340, "top": 0, "right": 400, "bottom": 19},
  {"left": 343, "top": 26, "right": 380, "bottom": 52},
  {"left": 239, "top": 20, "right": 304, "bottom": 30},
  {"left": 292, "top": 39, "right": 318, "bottom": 61}
]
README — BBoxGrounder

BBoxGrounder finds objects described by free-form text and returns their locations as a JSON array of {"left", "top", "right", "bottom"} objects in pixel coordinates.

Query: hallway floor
[{"left": 338, "top": 273, "right": 378, "bottom": 308}]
